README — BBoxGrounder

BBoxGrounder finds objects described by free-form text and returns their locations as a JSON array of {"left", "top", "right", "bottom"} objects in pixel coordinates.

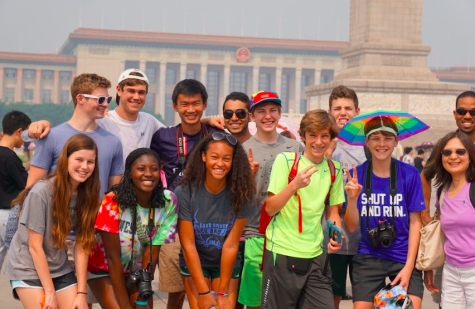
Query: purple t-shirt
[
  {"left": 440, "top": 182, "right": 475, "bottom": 267},
  {"left": 350, "top": 160, "right": 426, "bottom": 264},
  {"left": 150, "top": 124, "right": 222, "bottom": 191}
]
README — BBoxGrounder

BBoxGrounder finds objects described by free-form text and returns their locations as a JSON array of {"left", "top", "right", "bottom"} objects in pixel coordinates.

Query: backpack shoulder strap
[
  {"left": 324, "top": 159, "right": 337, "bottom": 204},
  {"left": 288, "top": 152, "right": 301, "bottom": 184},
  {"left": 470, "top": 182, "right": 475, "bottom": 210}
]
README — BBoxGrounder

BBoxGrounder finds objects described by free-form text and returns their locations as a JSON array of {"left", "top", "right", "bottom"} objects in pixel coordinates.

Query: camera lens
[
  {"left": 380, "top": 236, "right": 391, "bottom": 247},
  {"left": 139, "top": 289, "right": 153, "bottom": 301}
]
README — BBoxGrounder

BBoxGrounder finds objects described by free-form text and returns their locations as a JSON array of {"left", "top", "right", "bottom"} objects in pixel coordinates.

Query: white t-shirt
[
  {"left": 97, "top": 109, "right": 165, "bottom": 162},
  {"left": 402, "top": 154, "right": 414, "bottom": 166}
]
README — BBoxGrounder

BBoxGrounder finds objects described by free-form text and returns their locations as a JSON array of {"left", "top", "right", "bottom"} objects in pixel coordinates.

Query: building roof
[
  {"left": 433, "top": 67, "right": 475, "bottom": 81},
  {"left": 0, "top": 51, "right": 76, "bottom": 66},
  {"left": 59, "top": 28, "right": 348, "bottom": 56}
]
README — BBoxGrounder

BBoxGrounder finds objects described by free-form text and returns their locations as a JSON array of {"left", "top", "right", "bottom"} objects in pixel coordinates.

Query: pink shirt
[{"left": 441, "top": 182, "right": 475, "bottom": 267}]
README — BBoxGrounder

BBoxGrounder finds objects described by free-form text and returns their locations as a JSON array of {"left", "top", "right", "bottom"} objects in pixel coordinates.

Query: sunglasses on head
[
  {"left": 441, "top": 148, "right": 467, "bottom": 157},
  {"left": 82, "top": 94, "right": 113, "bottom": 105},
  {"left": 223, "top": 109, "right": 248, "bottom": 120},
  {"left": 212, "top": 132, "right": 238, "bottom": 146},
  {"left": 455, "top": 108, "right": 475, "bottom": 117}
]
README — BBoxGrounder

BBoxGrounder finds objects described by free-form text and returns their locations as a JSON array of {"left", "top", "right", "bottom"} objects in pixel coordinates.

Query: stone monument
[{"left": 305, "top": 0, "right": 469, "bottom": 145}]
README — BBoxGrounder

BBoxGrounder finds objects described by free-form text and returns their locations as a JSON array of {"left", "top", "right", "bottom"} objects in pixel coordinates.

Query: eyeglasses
[
  {"left": 455, "top": 108, "right": 475, "bottom": 117},
  {"left": 441, "top": 148, "right": 467, "bottom": 157},
  {"left": 212, "top": 132, "right": 238, "bottom": 146},
  {"left": 81, "top": 94, "right": 112, "bottom": 105},
  {"left": 223, "top": 109, "right": 248, "bottom": 120}
]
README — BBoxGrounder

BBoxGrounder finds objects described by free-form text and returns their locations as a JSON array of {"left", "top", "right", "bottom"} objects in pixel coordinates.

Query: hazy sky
[{"left": 0, "top": 0, "right": 473, "bottom": 68}]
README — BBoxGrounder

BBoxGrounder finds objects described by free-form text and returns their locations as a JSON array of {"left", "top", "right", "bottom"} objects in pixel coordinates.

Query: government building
[{"left": 0, "top": 28, "right": 474, "bottom": 126}]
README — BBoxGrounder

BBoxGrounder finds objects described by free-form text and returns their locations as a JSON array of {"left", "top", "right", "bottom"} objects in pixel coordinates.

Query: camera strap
[
  {"left": 127, "top": 205, "right": 156, "bottom": 272},
  {"left": 146, "top": 207, "right": 155, "bottom": 272},
  {"left": 364, "top": 159, "right": 397, "bottom": 232},
  {"left": 127, "top": 206, "right": 138, "bottom": 272}
]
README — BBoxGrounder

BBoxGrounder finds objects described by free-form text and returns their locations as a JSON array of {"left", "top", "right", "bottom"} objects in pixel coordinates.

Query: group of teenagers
[{"left": 1, "top": 66, "right": 474, "bottom": 309}]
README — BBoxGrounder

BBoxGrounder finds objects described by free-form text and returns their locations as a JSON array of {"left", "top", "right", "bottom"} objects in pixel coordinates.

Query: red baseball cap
[{"left": 250, "top": 91, "right": 282, "bottom": 110}]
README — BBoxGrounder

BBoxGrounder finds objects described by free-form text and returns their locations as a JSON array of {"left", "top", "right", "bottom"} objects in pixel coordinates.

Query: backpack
[{"left": 258, "top": 153, "right": 336, "bottom": 270}]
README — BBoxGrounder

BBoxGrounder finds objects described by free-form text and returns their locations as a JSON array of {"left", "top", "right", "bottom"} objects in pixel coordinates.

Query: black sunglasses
[
  {"left": 455, "top": 108, "right": 475, "bottom": 117},
  {"left": 82, "top": 94, "right": 113, "bottom": 105},
  {"left": 212, "top": 132, "right": 238, "bottom": 146},
  {"left": 223, "top": 109, "right": 248, "bottom": 120},
  {"left": 441, "top": 148, "right": 467, "bottom": 157}
]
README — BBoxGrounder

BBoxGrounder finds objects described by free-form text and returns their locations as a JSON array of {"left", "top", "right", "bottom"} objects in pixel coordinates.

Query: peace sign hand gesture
[
  {"left": 248, "top": 147, "right": 260, "bottom": 177},
  {"left": 345, "top": 167, "right": 362, "bottom": 200},
  {"left": 292, "top": 165, "right": 318, "bottom": 190}
]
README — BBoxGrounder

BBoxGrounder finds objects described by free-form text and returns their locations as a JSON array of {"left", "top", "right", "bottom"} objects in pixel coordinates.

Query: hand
[
  {"left": 71, "top": 293, "right": 88, "bottom": 309},
  {"left": 327, "top": 237, "right": 343, "bottom": 253},
  {"left": 42, "top": 291, "right": 58, "bottom": 309},
  {"left": 390, "top": 265, "right": 413, "bottom": 291},
  {"left": 291, "top": 165, "right": 318, "bottom": 190},
  {"left": 424, "top": 270, "right": 440, "bottom": 294},
  {"left": 217, "top": 295, "right": 232, "bottom": 309},
  {"left": 198, "top": 293, "right": 218, "bottom": 309},
  {"left": 344, "top": 168, "right": 362, "bottom": 200},
  {"left": 421, "top": 210, "right": 432, "bottom": 226},
  {"left": 324, "top": 138, "right": 338, "bottom": 158},
  {"left": 28, "top": 120, "right": 52, "bottom": 139},
  {"left": 248, "top": 147, "right": 260, "bottom": 177},
  {"left": 207, "top": 116, "right": 225, "bottom": 130}
]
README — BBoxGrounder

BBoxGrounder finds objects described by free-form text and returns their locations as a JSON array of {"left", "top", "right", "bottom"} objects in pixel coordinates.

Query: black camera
[
  {"left": 368, "top": 221, "right": 396, "bottom": 248},
  {"left": 125, "top": 268, "right": 153, "bottom": 300}
]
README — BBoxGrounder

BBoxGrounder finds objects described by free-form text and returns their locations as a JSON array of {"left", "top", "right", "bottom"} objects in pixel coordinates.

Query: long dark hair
[
  {"left": 13, "top": 134, "right": 100, "bottom": 254},
  {"left": 111, "top": 148, "right": 168, "bottom": 209},
  {"left": 434, "top": 131, "right": 475, "bottom": 189},
  {"left": 180, "top": 135, "right": 256, "bottom": 215}
]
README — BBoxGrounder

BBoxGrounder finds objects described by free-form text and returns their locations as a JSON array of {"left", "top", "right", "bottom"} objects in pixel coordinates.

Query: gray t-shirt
[
  {"left": 243, "top": 135, "right": 304, "bottom": 238},
  {"left": 176, "top": 184, "right": 256, "bottom": 268},
  {"left": 31, "top": 122, "right": 124, "bottom": 198},
  {"left": 5, "top": 179, "right": 75, "bottom": 280},
  {"left": 323, "top": 140, "right": 366, "bottom": 255}
]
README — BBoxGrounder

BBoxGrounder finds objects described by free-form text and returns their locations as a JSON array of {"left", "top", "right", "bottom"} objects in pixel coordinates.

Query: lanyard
[{"left": 176, "top": 123, "right": 209, "bottom": 170}]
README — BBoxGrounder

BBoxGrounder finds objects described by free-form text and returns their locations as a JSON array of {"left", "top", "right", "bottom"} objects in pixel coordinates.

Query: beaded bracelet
[
  {"left": 215, "top": 292, "right": 229, "bottom": 297},
  {"left": 135, "top": 300, "right": 148, "bottom": 305}
]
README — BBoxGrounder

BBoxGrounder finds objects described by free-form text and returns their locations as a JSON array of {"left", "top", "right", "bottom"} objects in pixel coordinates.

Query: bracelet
[
  {"left": 77, "top": 292, "right": 87, "bottom": 295},
  {"left": 216, "top": 292, "right": 229, "bottom": 297},
  {"left": 198, "top": 290, "right": 210, "bottom": 296},
  {"left": 135, "top": 300, "right": 148, "bottom": 305}
]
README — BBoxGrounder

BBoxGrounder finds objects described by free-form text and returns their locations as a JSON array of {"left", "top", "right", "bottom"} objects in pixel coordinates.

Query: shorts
[
  {"left": 180, "top": 266, "right": 241, "bottom": 279},
  {"left": 66, "top": 239, "right": 97, "bottom": 303},
  {"left": 329, "top": 254, "right": 353, "bottom": 297},
  {"left": 158, "top": 235, "right": 184, "bottom": 293},
  {"left": 11, "top": 272, "right": 77, "bottom": 300},
  {"left": 261, "top": 250, "right": 333, "bottom": 309},
  {"left": 351, "top": 254, "right": 424, "bottom": 302},
  {"left": 441, "top": 262, "right": 474, "bottom": 308},
  {"left": 238, "top": 237, "right": 264, "bottom": 307}
]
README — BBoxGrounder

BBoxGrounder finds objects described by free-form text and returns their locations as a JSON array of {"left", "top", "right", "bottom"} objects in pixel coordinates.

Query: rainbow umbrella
[{"left": 338, "top": 110, "right": 430, "bottom": 146}]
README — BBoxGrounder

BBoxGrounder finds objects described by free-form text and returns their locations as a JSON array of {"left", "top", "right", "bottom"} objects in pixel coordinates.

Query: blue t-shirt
[
  {"left": 150, "top": 124, "right": 223, "bottom": 191},
  {"left": 31, "top": 122, "right": 124, "bottom": 198},
  {"left": 350, "top": 160, "right": 425, "bottom": 263}
]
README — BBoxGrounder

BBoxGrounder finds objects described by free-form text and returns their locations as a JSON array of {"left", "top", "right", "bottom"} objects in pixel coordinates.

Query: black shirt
[
  {"left": 414, "top": 157, "right": 424, "bottom": 174},
  {"left": 0, "top": 146, "right": 28, "bottom": 209}
]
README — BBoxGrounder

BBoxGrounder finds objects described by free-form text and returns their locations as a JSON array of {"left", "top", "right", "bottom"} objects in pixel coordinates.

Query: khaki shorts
[{"left": 159, "top": 235, "right": 185, "bottom": 292}]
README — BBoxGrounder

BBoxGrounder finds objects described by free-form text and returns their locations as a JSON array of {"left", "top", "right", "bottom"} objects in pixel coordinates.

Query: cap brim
[{"left": 251, "top": 98, "right": 282, "bottom": 110}]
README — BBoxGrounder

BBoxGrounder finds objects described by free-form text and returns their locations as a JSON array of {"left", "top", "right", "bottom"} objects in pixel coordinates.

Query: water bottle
[{"left": 21, "top": 130, "right": 34, "bottom": 142}]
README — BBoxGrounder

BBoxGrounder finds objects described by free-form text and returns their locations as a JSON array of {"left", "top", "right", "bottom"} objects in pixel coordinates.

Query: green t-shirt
[{"left": 266, "top": 152, "right": 345, "bottom": 258}]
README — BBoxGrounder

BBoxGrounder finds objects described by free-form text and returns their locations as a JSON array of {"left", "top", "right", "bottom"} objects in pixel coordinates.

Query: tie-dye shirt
[{"left": 88, "top": 190, "right": 178, "bottom": 274}]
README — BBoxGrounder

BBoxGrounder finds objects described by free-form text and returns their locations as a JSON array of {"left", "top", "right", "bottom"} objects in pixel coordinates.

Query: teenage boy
[
  {"left": 27, "top": 73, "right": 124, "bottom": 196},
  {"left": 238, "top": 90, "right": 304, "bottom": 309},
  {"left": 150, "top": 79, "right": 223, "bottom": 309},
  {"left": 344, "top": 116, "right": 425, "bottom": 309},
  {"left": 0, "top": 111, "right": 31, "bottom": 267},
  {"left": 414, "top": 150, "right": 425, "bottom": 174},
  {"left": 223, "top": 92, "right": 252, "bottom": 144},
  {"left": 326, "top": 85, "right": 367, "bottom": 308},
  {"left": 261, "top": 109, "right": 344, "bottom": 308}
]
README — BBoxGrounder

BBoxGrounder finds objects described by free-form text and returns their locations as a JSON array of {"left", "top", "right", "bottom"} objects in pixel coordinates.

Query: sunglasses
[
  {"left": 82, "top": 94, "right": 113, "bottom": 105},
  {"left": 212, "top": 132, "right": 238, "bottom": 146},
  {"left": 223, "top": 109, "right": 248, "bottom": 120},
  {"left": 455, "top": 108, "right": 475, "bottom": 117},
  {"left": 441, "top": 148, "right": 467, "bottom": 157}
]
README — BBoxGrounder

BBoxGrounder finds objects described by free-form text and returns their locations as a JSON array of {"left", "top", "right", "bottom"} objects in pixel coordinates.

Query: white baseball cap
[{"left": 117, "top": 68, "right": 149, "bottom": 85}]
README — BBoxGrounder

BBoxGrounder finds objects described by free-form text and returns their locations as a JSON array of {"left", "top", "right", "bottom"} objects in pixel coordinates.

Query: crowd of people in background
[{"left": 0, "top": 67, "right": 474, "bottom": 309}]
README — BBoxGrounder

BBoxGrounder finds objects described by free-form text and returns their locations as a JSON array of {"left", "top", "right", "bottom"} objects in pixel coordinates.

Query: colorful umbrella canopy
[{"left": 338, "top": 110, "right": 430, "bottom": 146}]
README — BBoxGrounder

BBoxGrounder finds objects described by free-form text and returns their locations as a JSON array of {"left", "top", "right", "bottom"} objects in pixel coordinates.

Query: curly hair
[
  {"left": 180, "top": 135, "right": 256, "bottom": 215},
  {"left": 433, "top": 131, "right": 475, "bottom": 189},
  {"left": 111, "top": 148, "right": 168, "bottom": 210}
]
